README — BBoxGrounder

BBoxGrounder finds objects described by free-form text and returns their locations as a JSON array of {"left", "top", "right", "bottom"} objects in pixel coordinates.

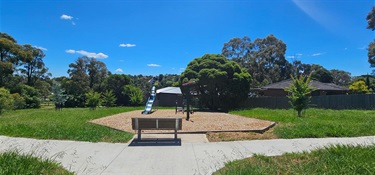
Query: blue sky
[{"left": 1, "top": 0, "right": 374, "bottom": 77}]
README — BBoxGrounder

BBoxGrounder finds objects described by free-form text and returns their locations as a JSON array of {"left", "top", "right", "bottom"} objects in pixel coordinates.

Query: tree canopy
[
  {"left": 367, "top": 6, "right": 375, "bottom": 75},
  {"left": 331, "top": 69, "right": 351, "bottom": 87},
  {"left": 103, "top": 74, "right": 131, "bottom": 106},
  {"left": 180, "top": 54, "right": 251, "bottom": 110},
  {"left": 366, "top": 6, "right": 375, "bottom": 31},
  {"left": 368, "top": 40, "right": 375, "bottom": 70},
  {"left": 222, "top": 35, "right": 291, "bottom": 87},
  {"left": 310, "top": 64, "right": 333, "bottom": 83},
  {"left": 64, "top": 56, "right": 109, "bottom": 107},
  {"left": 0, "top": 33, "right": 50, "bottom": 110}
]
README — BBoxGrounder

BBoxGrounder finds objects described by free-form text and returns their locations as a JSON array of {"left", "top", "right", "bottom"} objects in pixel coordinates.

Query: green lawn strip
[
  {"left": 214, "top": 144, "right": 375, "bottom": 175},
  {"left": 230, "top": 108, "right": 375, "bottom": 138},
  {"left": 0, "top": 107, "right": 142, "bottom": 143},
  {"left": 0, "top": 150, "right": 73, "bottom": 175}
]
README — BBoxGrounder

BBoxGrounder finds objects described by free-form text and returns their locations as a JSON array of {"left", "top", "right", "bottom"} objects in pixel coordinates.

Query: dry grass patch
[{"left": 207, "top": 128, "right": 279, "bottom": 142}]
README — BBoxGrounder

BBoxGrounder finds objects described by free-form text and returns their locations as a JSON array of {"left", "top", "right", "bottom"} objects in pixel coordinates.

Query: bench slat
[{"left": 131, "top": 118, "right": 182, "bottom": 130}]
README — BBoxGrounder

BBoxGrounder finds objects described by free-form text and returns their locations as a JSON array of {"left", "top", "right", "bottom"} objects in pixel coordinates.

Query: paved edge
[{"left": 141, "top": 122, "right": 277, "bottom": 134}]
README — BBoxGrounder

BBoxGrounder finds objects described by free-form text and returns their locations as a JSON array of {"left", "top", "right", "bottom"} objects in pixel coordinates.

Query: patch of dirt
[
  {"left": 206, "top": 128, "right": 279, "bottom": 142},
  {"left": 90, "top": 109, "right": 275, "bottom": 134}
]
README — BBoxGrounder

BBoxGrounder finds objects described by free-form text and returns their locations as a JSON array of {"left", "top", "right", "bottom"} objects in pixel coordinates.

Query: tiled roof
[{"left": 261, "top": 79, "right": 349, "bottom": 91}]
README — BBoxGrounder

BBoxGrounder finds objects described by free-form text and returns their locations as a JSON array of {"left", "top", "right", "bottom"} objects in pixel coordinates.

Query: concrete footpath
[{"left": 0, "top": 135, "right": 374, "bottom": 175}]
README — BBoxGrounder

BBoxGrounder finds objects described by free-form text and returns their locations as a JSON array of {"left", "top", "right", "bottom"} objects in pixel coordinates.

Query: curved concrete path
[{"left": 0, "top": 135, "right": 374, "bottom": 175}]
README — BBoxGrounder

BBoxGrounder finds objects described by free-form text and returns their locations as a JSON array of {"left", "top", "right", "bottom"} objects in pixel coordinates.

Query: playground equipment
[{"left": 142, "top": 86, "right": 156, "bottom": 114}]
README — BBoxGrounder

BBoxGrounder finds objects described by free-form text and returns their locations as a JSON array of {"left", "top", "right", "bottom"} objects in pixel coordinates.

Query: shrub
[
  {"left": 101, "top": 90, "right": 116, "bottom": 107},
  {"left": 284, "top": 74, "right": 315, "bottom": 117},
  {"left": 0, "top": 88, "right": 13, "bottom": 114},
  {"left": 124, "top": 85, "right": 144, "bottom": 106},
  {"left": 85, "top": 91, "right": 101, "bottom": 110},
  {"left": 50, "top": 81, "right": 67, "bottom": 108},
  {"left": 13, "top": 84, "right": 41, "bottom": 108},
  {"left": 11, "top": 93, "right": 25, "bottom": 109},
  {"left": 129, "top": 89, "right": 143, "bottom": 106},
  {"left": 349, "top": 80, "right": 370, "bottom": 94}
]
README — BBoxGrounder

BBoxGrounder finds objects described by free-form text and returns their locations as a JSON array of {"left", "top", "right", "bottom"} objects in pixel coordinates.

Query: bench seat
[{"left": 132, "top": 117, "right": 182, "bottom": 141}]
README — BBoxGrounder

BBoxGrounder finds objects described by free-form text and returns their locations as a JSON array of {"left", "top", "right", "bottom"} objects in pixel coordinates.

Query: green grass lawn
[
  {"left": 230, "top": 108, "right": 375, "bottom": 139},
  {"left": 0, "top": 107, "right": 142, "bottom": 143},
  {"left": 214, "top": 144, "right": 375, "bottom": 175},
  {"left": 0, "top": 150, "right": 73, "bottom": 175}
]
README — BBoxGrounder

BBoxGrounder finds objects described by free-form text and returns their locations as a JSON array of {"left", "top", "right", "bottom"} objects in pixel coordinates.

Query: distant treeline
[{"left": 1, "top": 31, "right": 374, "bottom": 112}]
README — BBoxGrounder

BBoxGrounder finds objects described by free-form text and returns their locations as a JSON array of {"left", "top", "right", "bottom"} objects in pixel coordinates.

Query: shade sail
[{"left": 156, "top": 87, "right": 182, "bottom": 95}]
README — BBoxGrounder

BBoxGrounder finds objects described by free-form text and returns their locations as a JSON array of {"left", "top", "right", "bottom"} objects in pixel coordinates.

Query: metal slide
[{"left": 142, "top": 86, "right": 156, "bottom": 114}]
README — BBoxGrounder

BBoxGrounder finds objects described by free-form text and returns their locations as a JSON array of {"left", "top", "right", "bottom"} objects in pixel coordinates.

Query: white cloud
[
  {"left": 119, "top": 43, "right": 136, "bottom": 47},
  {"left": 65, "top": 49, "right": 108, "bottom": 59},
  {"left": 115, "top": 68, "right": 123, "bottom": 73},
  {"left": 179, "top": 68, "right": 185, "bottom": 72},
  {"left": 34, "top": 46, "right": 47, "bottom": 51},
  {"left": 147, "top": 64, "right": 161, "bottom": 67},
  {"left": 286, "top": 53, "right": 302, "bottom": 59},
  {"left": 292, "top": 0, "right": 339, "bottom": 31},
  {"left": 311, "top": 53, "right": 323, "bottom": 56},
  {"left": 65, "top": 49, "right": 76, "bottom": 54},
  {"left": 61, "top": 14, "right": 77, "bottom": 25},
  {"left": 358, "top": 46, "right": 366, "bottom": 50},
  {"left": 60, "top": 14, "right": 73, "bottom": 20}
]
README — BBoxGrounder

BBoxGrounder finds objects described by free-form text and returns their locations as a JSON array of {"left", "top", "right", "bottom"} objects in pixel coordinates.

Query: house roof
[
  {"left": 156, "top": 87, "right": 182, "bottom": 95},
  {"left": 261, "top": 79, "right": 349, "bottom": 91}
]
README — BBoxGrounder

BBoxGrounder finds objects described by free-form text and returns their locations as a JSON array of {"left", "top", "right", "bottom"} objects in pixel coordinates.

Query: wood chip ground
[{"left": 90, "top": 109, "right": 274, "bottom": 134}]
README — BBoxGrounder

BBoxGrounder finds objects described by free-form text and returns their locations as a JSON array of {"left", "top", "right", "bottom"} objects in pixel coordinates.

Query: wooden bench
[{"left": 131, "top": 117, "right": 182, "bottom": 141}]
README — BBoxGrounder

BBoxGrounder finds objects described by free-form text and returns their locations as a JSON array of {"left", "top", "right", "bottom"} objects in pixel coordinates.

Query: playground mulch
[{"left": 90, "top": 109, "right": 275, "bottom": 134}]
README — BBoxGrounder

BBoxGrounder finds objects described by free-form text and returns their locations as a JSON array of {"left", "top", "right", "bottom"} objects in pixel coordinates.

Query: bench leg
[
  {"left": 138, "top": 129, "right": 141, "bottom": 141},
  {"left": 174, "top": 129, "right": 177, "bottom": 140}
]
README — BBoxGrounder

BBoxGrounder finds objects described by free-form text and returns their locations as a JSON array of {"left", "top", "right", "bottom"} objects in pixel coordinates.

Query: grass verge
[
  {"left": 0, "top": 107, "right": 142, "bottom": 143},
  {"left": 0, "top": 150, "right": 73, "bottom": 175},
  {"left": 230, "top": 108, "right": 375, "bottom": 139},
  {"left": 214, "top": 144, "right": 375, "bottom": 175}
]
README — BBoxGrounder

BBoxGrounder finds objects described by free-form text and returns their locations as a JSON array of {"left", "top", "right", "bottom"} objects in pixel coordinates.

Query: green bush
[
  {"left": 284, "top": 74, "right": 315, "bottom": 117},
  {"left": 11, "top": 93, "right": 26, "bottom": 109},
  {"left": 14, "top": 84, "right": 41, "bottom": 108},
  {"left": 50, "top": 81, "right": 67, "bottom": 107},
  {"left": 85, "top": 91, "right": 101, "bottom": 110},
  {"left": 349, "top": 80, "right": 370, "bottom": 94},
  {"left": 0, "top": 87, "right": 14, "bottom": 114},
  {"left": 101, "top": 90, "right": 116, "bottom": 107},
  {"left": 124, "top": 85, "right": 144, "bottom": 106}
]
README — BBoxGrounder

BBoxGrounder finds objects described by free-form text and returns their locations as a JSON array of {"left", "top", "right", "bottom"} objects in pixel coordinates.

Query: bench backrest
[{"left": 132, "top": 117, "right": 182, "bottom": 130}]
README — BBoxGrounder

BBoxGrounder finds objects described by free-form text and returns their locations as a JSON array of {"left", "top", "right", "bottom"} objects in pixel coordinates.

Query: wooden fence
[{"left": 242, "top": 94, "right": 375, "bottom": 110}]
